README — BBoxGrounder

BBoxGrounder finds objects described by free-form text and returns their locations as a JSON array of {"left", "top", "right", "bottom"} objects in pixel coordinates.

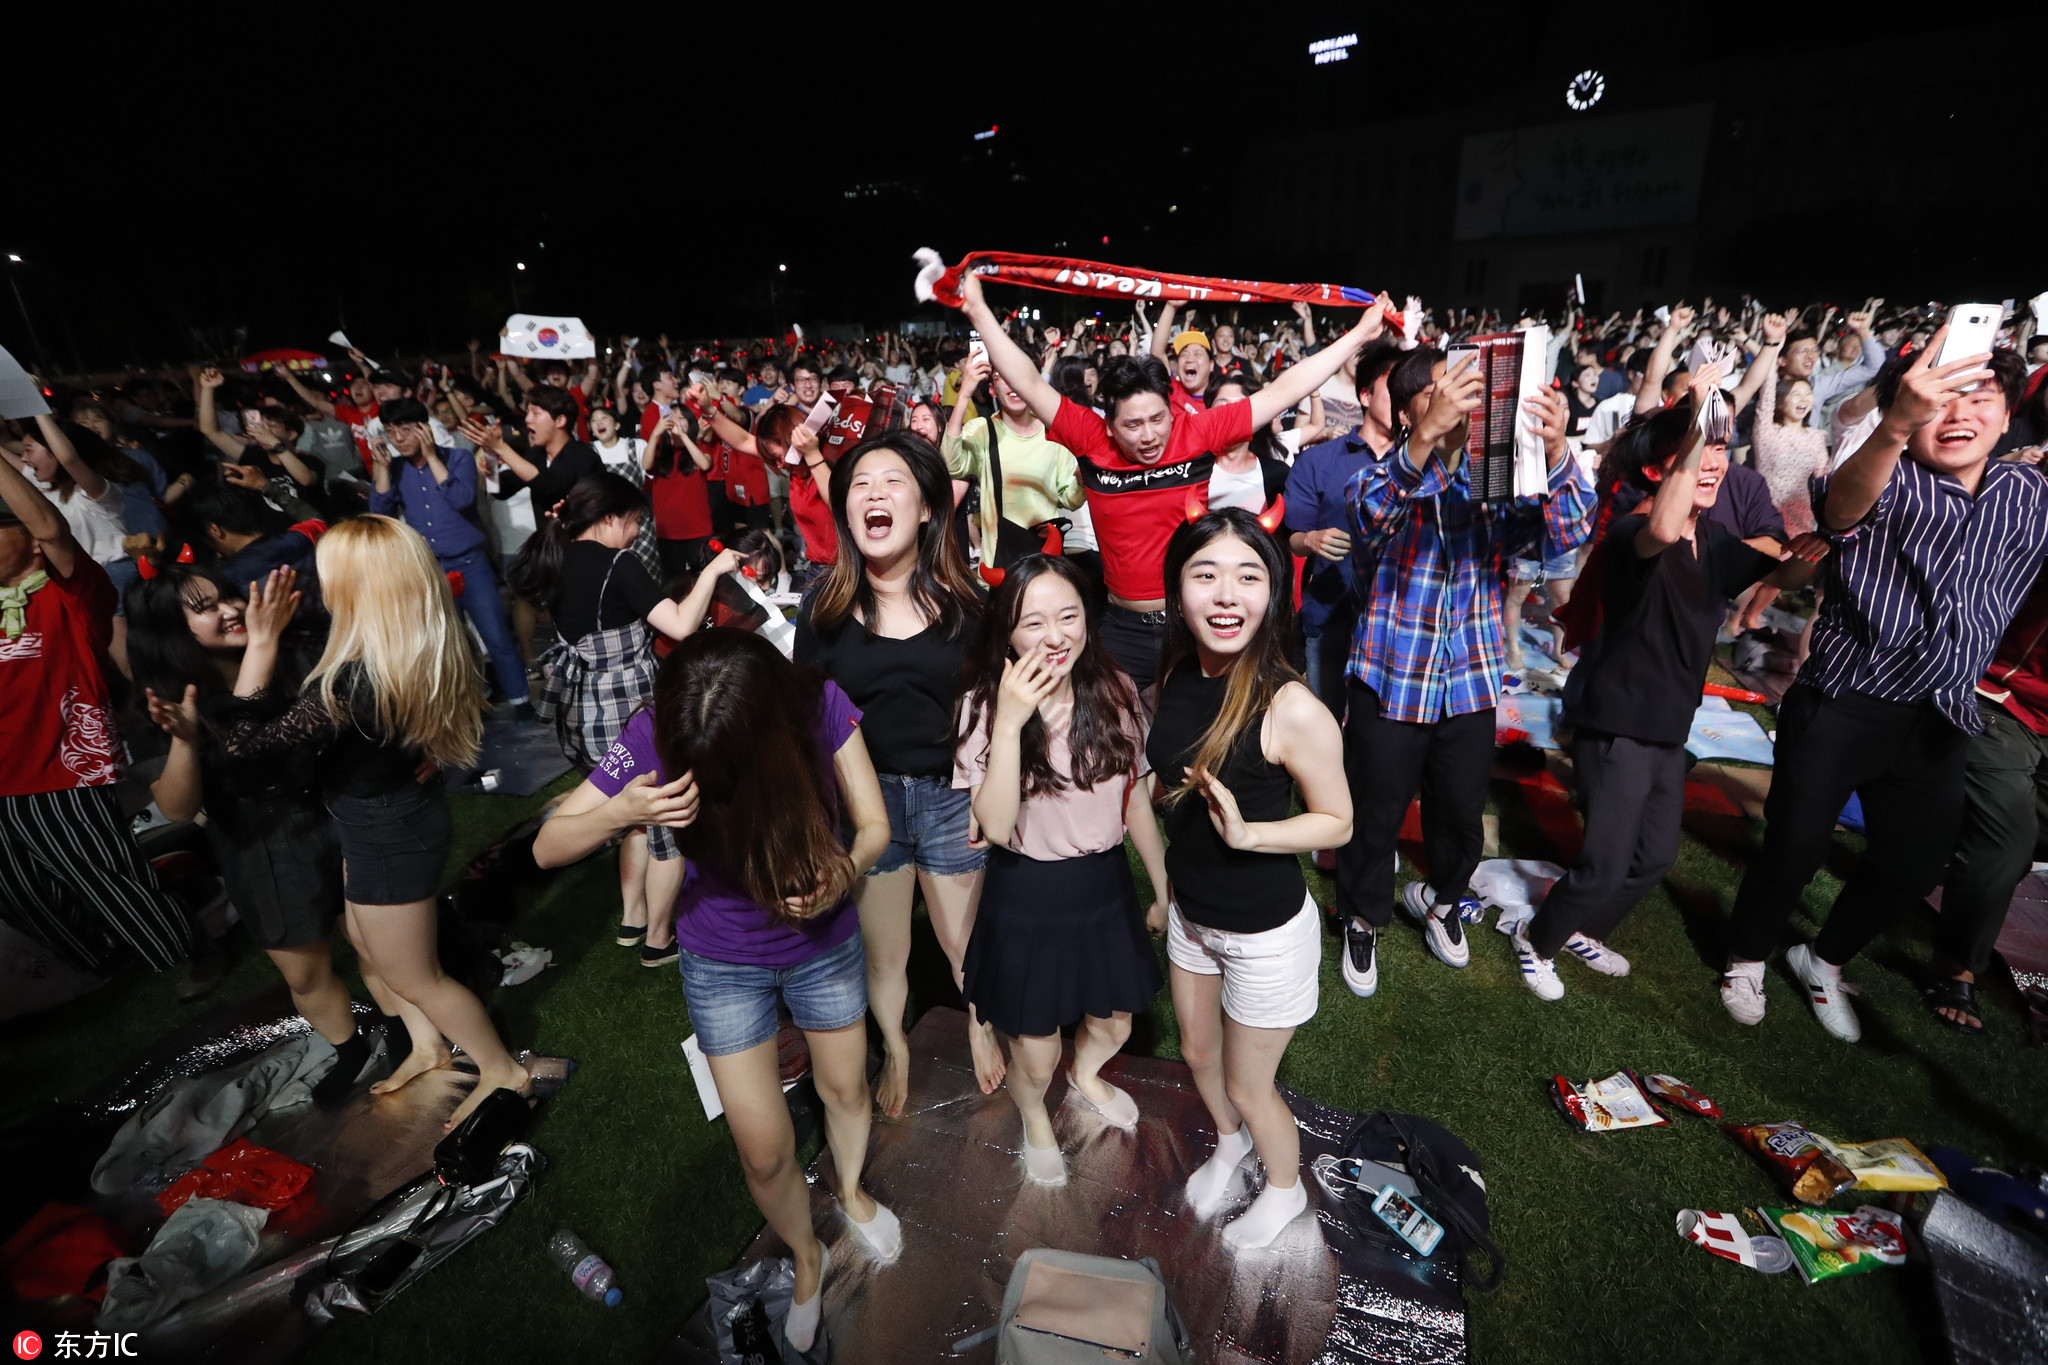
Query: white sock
[
  {"left": 1185, "top": 1125, "right": 1255, "bottom": 1218},
  {"left": 1022, "top": 1125, "right": 1067, "bottom": 1186},
  {"left": 785, "top": 1245, "right": 827, "bottom": 1353},
  {"left": 1221, "top": 1176, "right": 1308, "bottom": 1252},
  {"left": 846, "top": 1198, "right": 902, "bottom": 1262}
]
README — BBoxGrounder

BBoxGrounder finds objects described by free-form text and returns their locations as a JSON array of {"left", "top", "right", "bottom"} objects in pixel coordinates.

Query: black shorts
[
  {"left": 327, "top": 781, "right": 451, "bottom": 906},
  {"left": 206, "top": 792, "right": 343, "bottom": 949}
]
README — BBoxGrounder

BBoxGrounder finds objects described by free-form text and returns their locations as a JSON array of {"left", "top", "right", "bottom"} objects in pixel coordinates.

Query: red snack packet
[
  {"left": 155, "top": 1138, "right": 314, "bottom": 1215},
  {"left": 1643, "top": 1073, "right": 1722, "bottom": 1118},
  {"left": 1723, "top": 1121, "right": 1855, "bottom": 1204}
]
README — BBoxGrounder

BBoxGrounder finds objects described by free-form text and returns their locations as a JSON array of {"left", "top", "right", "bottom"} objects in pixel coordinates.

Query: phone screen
[{"left": 1938, "top": 304, "right": 2002, "bottom": 390}]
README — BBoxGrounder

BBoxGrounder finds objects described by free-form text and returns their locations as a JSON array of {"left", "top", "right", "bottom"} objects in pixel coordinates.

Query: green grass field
[{"left": 5, "top": 753, "right": 2043, "bottom": 1365}]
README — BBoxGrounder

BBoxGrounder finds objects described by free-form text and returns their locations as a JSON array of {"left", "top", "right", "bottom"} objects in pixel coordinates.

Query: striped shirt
[
  {"left": 1344, "top": 444, "right": 1596, "bottom": 724},
  {"left": 1805, "top": 458, "right": 2048, "bottom": 732}
]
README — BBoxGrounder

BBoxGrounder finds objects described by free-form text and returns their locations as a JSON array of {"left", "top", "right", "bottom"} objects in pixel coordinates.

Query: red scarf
[{"left": 913, "top": 248, "right": 1403, "bottom": 330}]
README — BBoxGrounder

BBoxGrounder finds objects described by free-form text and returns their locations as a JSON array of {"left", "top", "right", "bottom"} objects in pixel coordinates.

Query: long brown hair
[
  {"left": 806, "top": 433, "right": 982, "bottom": 641},
  {"left": 1155, "top": 508, "right": 1301, "bottom": 805},
  {"left": 958, "top": 555, "right": 1138, "bottom": 798},
  {"left": 653, "top": 628, "right": 855, "bottom": 920}
]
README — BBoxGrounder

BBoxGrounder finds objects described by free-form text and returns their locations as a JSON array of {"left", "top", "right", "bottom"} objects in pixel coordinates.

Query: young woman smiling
[
  {"left": 1146, "top": 507, "right": 1351, "bottom": 1252},
  {"left": 794, "top": 432, "right": 990, "bottom": 1117},
  {"left": 954, "top": 555, "right": 1166, "bottom": 1187}
]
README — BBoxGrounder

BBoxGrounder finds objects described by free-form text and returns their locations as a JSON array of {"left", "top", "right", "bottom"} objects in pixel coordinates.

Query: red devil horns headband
[{"left": 1180, "top": 492, "right": 1287, "bottom": 534}]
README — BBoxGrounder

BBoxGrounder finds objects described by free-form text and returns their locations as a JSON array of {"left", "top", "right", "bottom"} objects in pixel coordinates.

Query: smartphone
[
  {"left": 1371, "top": 1184, "right": 1445, "bottom": 1256},
  {"left": 1444, "top": 342, "right": 1481, "bottom": 381},
  {"left": 1937, "top": 303, "right": 2002, "bottom": 390},
  {"left": 967, "top": 331, "right": 988, "bottom": 364}
]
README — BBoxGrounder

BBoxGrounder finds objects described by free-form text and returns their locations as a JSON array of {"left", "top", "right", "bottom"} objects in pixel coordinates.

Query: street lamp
[{"left": 3, "top": 252, "right": 47, "bottom": 374}]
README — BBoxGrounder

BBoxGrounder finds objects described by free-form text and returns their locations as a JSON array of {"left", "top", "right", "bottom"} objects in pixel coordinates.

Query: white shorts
[{"left": 1166, "top": 892, "right": 1321, "bottom": 1029}]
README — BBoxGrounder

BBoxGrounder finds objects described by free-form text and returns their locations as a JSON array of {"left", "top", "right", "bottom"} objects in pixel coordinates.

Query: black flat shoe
[
  {"left": 616, "top": 922, "right": 646, "bottom": 947},
  {"left": 640, "top": 941, "right": 679, "bottom": 968},
  {"left": 1923, "top": 976, "right": 1984, "bottom": 1034}
]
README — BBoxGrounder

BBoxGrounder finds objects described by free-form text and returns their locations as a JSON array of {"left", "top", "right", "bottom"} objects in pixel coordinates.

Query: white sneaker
[
  {"left": 1720, "top": 961, "right": 1766, "bottom": 1025},
  {"left": 1404, "top": 882, "right": 1470, "bottom": 968},
  {"left": 1787, "top": 944, "right": 1862, "bottom": 1042},
  {"left": 1563, "top": 933, "right": 1630, "bottom": 977},
  {"left": 1341, "top": 921, "right": 1379, "bottom": 998},
  {"left": 1512, "top": 931, "right": 1564, "bottom": 1000}
]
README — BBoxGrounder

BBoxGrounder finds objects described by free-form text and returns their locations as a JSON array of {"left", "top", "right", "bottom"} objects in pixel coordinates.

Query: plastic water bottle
[{"left": 548, "top": 1229, "right": 623, "bottom": 1307}]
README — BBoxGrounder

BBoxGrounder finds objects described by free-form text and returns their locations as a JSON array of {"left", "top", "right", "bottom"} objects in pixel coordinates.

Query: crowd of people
[{"left": 5, "top": 276, "right": 2045, "bottom": 1354}]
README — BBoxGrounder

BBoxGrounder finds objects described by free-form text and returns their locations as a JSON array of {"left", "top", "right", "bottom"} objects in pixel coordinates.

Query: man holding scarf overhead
[{"left": 949, "top": 268, "right": 1389, "bottom": 691}]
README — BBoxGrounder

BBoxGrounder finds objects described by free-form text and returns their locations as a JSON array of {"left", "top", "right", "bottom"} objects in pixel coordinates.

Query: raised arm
[
  {"left": 1149, "top": 301, "right": 1179, "bottom": 363},
  {"left": 1637, "top": 303, "right": 1694, "bottom": 416},
  {"left": 1636, "top": 370, "right": 1716, "bottom": 556},
  {"left": 955, "top": 272, "right": 1061, "bottom": 424},
  {"left": 1730, "top": 312, "right": 1788, "bottom": 416},
  {"left": 1249, "top": 298, "right": 1387, "bottom": 430},
  {"left": 1822, "top": 326, "right": 1991, "bottom": 531},
  {"left": 0, "top": 439, "right": 78, "bottom": 577},
  {"left": 32, "top": 413, "right": 107, "bottom": 500},
  {"left": 195, "top": 369, "right": 249, "bottom": 460},
  {"left": 276, "top": 365, "right": 336, "bottom": 420}
]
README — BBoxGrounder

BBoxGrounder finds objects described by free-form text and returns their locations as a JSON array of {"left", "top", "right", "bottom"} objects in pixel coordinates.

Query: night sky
[{"left": 6, "top": 11, "right": 2033, "bottom": 373}]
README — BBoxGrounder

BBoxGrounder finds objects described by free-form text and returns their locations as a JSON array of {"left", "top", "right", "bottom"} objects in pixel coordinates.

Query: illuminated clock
[{"left": 1566, "top": 69, "right": 1605, "bottom": 111}]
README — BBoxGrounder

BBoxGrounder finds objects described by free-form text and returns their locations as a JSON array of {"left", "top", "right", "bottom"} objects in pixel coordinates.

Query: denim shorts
[
  {"left": 1509, "top": 551, "right": 1578, "bottom": 582},
  {"left": 677, "top": 930, "right": 868, "bottom": 1057},
  {"left": 872, "top": 773, "right": 988, "bottom": 876}
]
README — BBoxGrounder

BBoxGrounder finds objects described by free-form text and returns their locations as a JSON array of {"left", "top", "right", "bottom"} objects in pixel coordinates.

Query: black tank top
[{"left": 1145, "top": 665, "right": 1305, "bottom": 934}]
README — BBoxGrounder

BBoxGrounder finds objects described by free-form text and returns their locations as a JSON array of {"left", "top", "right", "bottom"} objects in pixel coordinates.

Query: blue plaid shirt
[{"left": 1345, "top": 444, "right": 1595, "bottom": 724}]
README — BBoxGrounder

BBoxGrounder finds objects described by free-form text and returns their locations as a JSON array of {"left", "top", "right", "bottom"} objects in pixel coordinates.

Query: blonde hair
[{"left": 304, "top": 515, "right": 484, "bottom": 769}]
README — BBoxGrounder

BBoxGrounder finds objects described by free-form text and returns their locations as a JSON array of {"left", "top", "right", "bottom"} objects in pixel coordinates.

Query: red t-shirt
[
  {"left": 335, "top": 400, "right": 381, "bottom": 475},
  {"left": 1170, "top": 380, "right": 1209, "bottom": 415},
  {"left": 0, "top": 557, "right": 119, "bottom": 797},
  {"left": 726, "top": 444, "right": 770, "bottom": 507},
  {"left": 637, "top": 403, "right": 669, "bottom": 442},
  {"left": 1047, "top": 395, "right": 1251, "bottom": 603},
  {"left": 790, "top": 469, "right": 839, "bottom": 565},
  {"left": 567, "top": 384, "right": 591, "bottom": 440},
  {"left": 649, "top": 458, "right": 713, "bottom": 541}
]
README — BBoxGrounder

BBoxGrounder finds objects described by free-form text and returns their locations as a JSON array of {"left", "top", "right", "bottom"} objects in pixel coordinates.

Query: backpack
[
  {"left": 968, "top": 1248, "right": 1192, "bottom": 1365},
  {"left": 1341, "top": 1110, "right": 1505, "bottom": 1293}
]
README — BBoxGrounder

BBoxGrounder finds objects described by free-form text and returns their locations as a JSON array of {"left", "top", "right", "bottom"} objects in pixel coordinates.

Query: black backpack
[{"left": 1341, "top": 1110, "right": 1505, "bottom": 1293}]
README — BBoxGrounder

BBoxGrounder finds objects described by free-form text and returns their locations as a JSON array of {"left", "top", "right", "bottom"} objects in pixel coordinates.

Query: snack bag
[
  {"left": 1642, "top": 1074, "right": 1722, "bottom": 1119},
  {"left": 1723, "top": 1121, "right": 1854, "bottom": 1204},
  {"left": 1757, "top": 1205, "right": 1908, "bottom": 1286},
  {"left": 1553, "top": 1071, "right": 1667, "bottom": 1133},
  {"left": 1811, "top": 1136, "right": 1948, "bottom": 1193}
]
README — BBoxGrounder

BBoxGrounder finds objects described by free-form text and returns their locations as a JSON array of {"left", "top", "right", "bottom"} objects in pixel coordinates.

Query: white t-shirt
[
  {"left": 594, "top": 436, "right": 643, "bottom": 475},
  {"left": 45, "top": 481, "right": 129, "bottom": 566},
  {"left": 479, "top": 468, "right": 537, "bottom": 558},
  {"left": 1207, "top": 460, "right": 1266, "bottom": 513},
  {"left": 1583, "top": 391, "right": 1637, "bottom": 448}
]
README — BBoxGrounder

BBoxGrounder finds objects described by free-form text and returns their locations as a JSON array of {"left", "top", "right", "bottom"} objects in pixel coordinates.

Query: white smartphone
[
  {"left": 1937, "top": 303, "right": 2002, "bottom": 390},
  {"left": 1371, "top": 1184, "right": 1445, "bottom": 1256},
  {"left": 967, "top": 331, "right": 987, "bottom": 365}
]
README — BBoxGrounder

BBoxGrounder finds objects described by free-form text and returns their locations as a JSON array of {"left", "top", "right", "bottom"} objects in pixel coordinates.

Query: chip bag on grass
[
  {"left": 1756, "top": 1205, "right": 1908, "bottom": 1286},
  {"left": 1812, "top": 1136, "right": 1948, "bottom": 1193},
  {"left": 1553, "top": 1071, "right": 1667, "bottom": 1133},
  {"left": 1642, "top": 1074, "right": 1722, "bottom": 1118},
  {"left": 1723, "top": 1121, "right": 1855, "bottom": 1204}
]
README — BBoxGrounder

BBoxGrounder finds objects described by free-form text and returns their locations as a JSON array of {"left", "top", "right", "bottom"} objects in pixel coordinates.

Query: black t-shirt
[
  {"left": 792, "top": 604, "right": 967, "bottom": 778},
  {"left": 496, "top": 439, "right": 601, "bottom": 511},
  {"left": 553, "top": 542, "right": 663, "bottom": 642},
  {"left": 1563, "top": 514, "right": 1777, "bottom": 745},
  {"left": 1145, "top": 666, "right": 1304, "bottom": 934}
]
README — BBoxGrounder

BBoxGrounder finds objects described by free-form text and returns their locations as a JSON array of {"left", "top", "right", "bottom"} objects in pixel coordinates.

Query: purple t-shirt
[{"left": 589, "top": 682, "right": 864, "bottom": 967}]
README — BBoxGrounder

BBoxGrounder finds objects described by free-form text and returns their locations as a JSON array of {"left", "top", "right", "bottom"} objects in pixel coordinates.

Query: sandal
[{"left": 1923, "top": 976, "right": 1984, "bottom": 1034}]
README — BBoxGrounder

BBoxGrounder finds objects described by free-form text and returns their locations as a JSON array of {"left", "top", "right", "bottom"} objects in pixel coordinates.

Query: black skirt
[
  {"left": 326, "top": 780, "right": 452, "bottom": 906},
  {"left": 962, "top": 846, "right": 1163, "bottom": 1039},
  {"left": 205, "top": 791, "right": 343, "bottom": 949}
]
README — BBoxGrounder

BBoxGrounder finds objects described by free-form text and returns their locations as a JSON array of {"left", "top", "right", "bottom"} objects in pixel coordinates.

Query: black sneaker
[
  {"left": 616, "top": 921, "right": 646, "bottom": 947},
  {"left": 640, "top": 941, "right": 679, "bottom": 968},
  {"left": 1341, "top": 922, "right": 1379, "bottom": 998}
]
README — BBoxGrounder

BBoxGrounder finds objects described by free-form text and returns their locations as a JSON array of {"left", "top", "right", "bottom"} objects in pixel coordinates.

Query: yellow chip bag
[{"left": 1812, "top": 1136, "right": 1948, "bottom": 1193}]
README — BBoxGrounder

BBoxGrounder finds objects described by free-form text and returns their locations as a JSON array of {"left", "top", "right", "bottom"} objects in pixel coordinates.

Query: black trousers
[
  {"left": 1726, "top": 687, "right": 1970, "bottom": 967},
  {"left": 1527, "top": 730, "right": 1686, "bottom": 958},
  {"left": 0, "top": 785, "right": 190, "bottom": 973},
  {"left": 1938, "top": 697, "right": 2048, "bottom": 975},
  {"left": 1101, "top": 605, "right": 1166, "bottom": 695},
  {"left": 1336, "top": 682, "right": 1494, "bottom": 927},
  {"left": 706, "top": 482, "right": 738, "bottom": 540}
]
